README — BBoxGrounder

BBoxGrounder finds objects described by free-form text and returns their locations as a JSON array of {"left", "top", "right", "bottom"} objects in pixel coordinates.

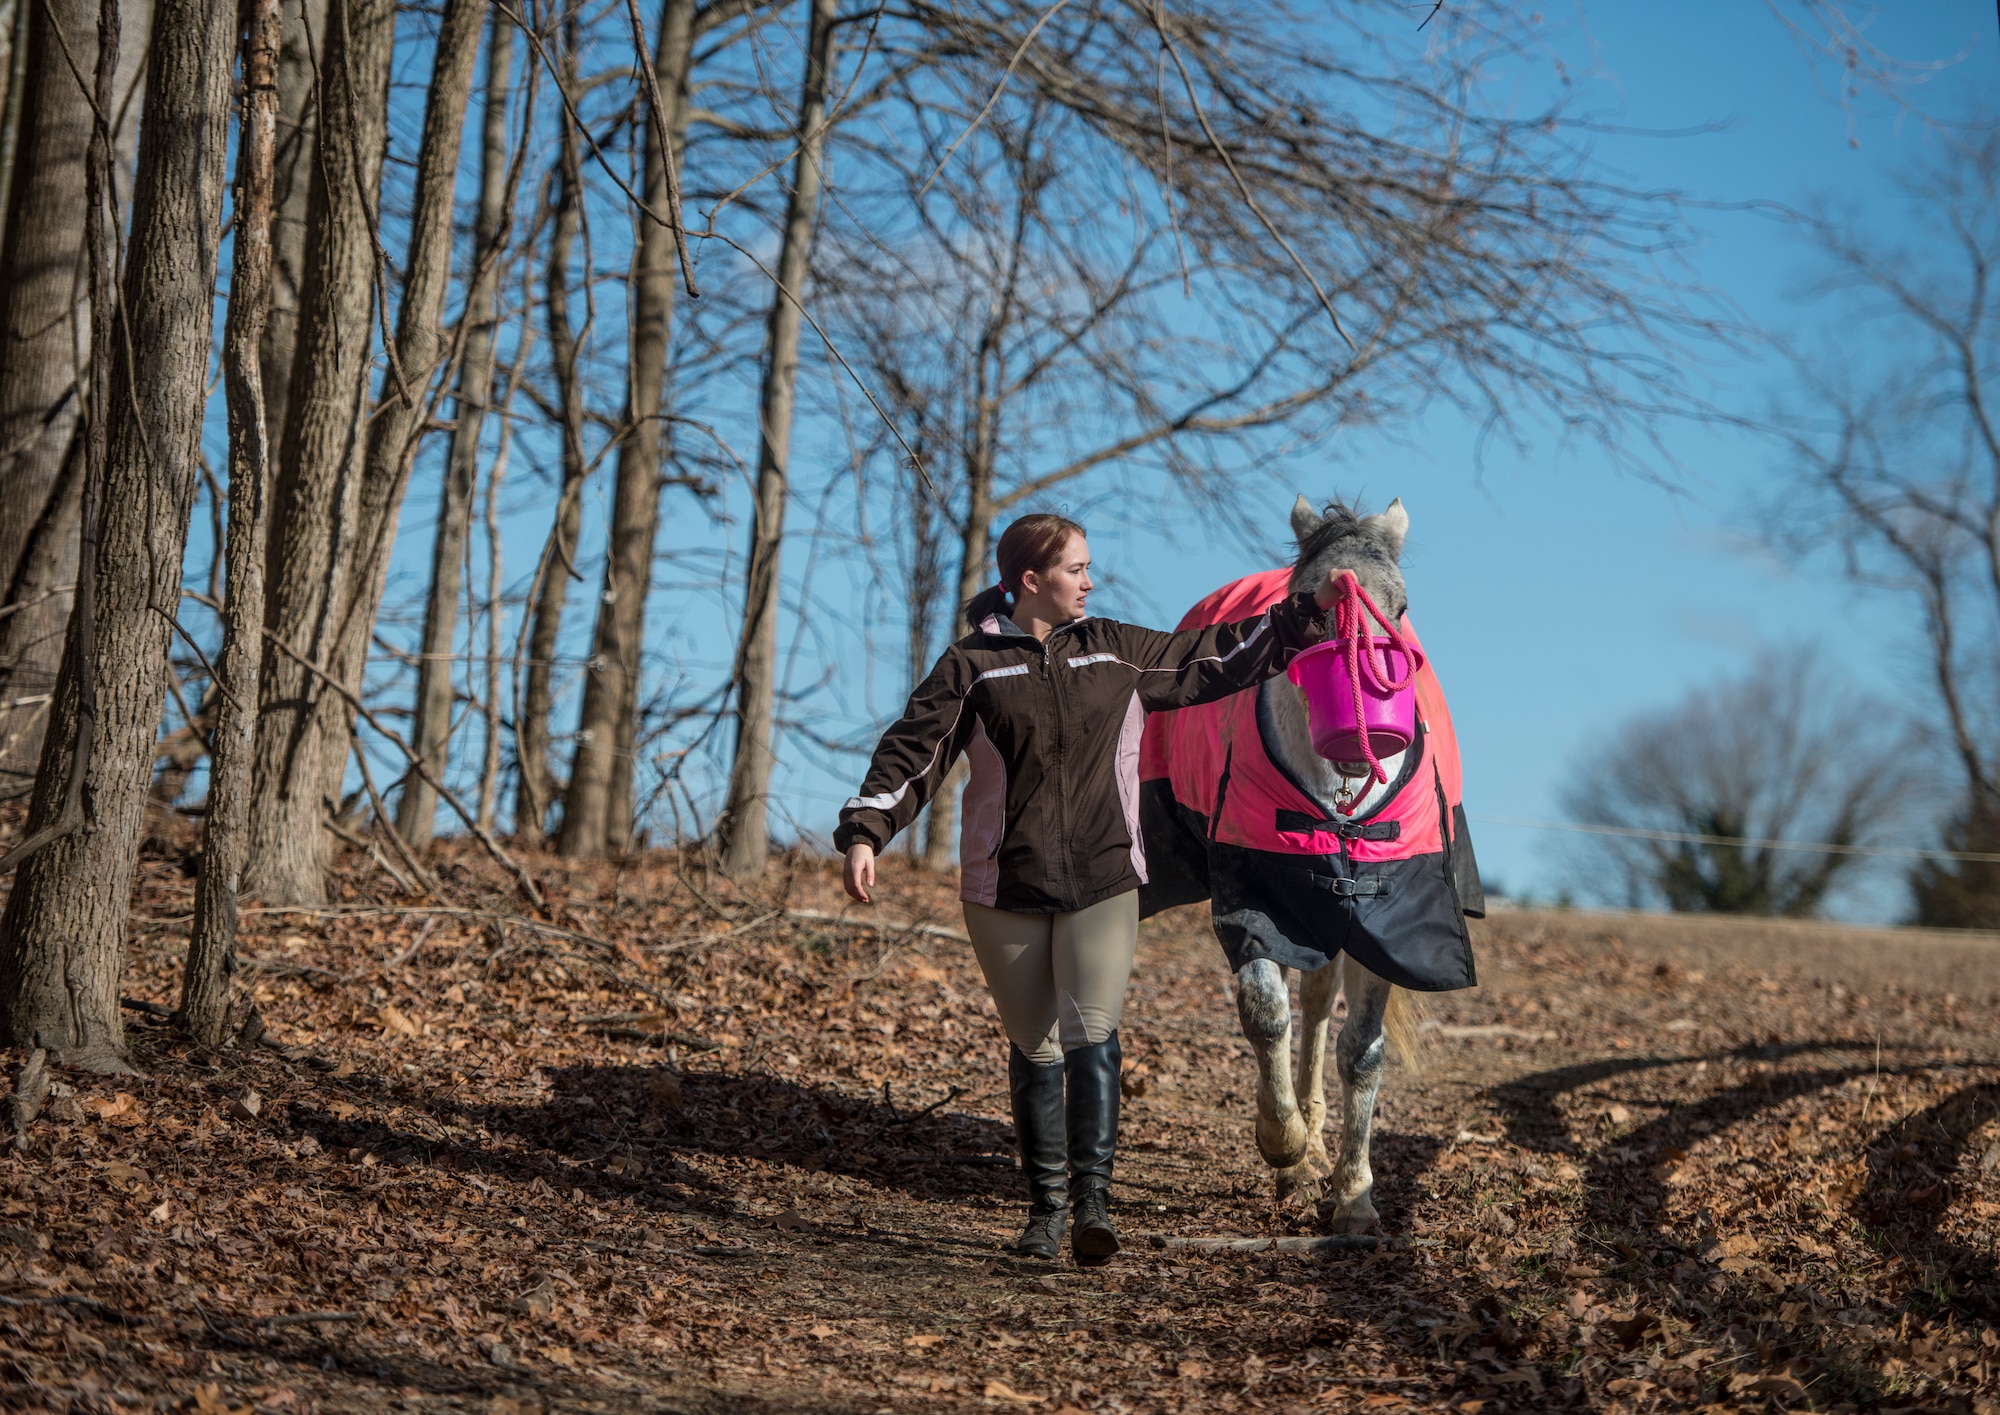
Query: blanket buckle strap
[
  {"left": 1272, "top": 810, "right": 1402, "bottom": 842},
  {"left": 1311, "top": 873, "right": 1389, "bottom": 898}
]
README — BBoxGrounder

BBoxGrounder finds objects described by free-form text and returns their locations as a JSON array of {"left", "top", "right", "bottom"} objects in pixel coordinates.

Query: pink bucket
[{"left": 1286, "top": 637, "right": 1418, "bottom": 764}]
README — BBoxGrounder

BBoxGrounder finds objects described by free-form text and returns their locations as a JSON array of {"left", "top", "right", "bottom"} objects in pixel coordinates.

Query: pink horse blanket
[{"left": 1137, "top": 569, "right": 1480, "bottom": 990}]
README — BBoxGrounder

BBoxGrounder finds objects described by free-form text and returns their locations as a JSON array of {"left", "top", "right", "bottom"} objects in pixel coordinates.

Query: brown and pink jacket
[{"left": 834, "top": 599, "right": 1329, "bottom": 914}]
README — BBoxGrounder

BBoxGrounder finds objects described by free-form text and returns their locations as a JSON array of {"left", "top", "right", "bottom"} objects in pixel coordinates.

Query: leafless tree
[
  {"left": 1771, "top": 122, "right": 2000, "bottom": 926},
  {"left": 401, "top": 5, "right": 528, "bottom": 853},
  {"left": 322, "top": 0, "right": 488, "bottom": 853},
  {"left": 555, "top": 0, "right": 698, "bottom": 860},
  {"left": 0, "top": 0, "right": 150, "bottom": 788},
  {"left": 716, "top": 0, "right": 838, "bottom": 879},
  {"left": 180, "top": 0, "right": 282, "bottom": 1046},
  {"left": 241, "top": 0, "right": 397, "bottom": 906},
  {"left": 258, "top": 0, "right": 324, "bottom": 480},
  {"left": 1557, "top": 650, "right": 1910, "bottom": 917},
  {"left": 517, "top": 2, "right": 593, "bottom": 850},
  {"left": 0, "top": 0, "right": 234, "bottom": 1062}
]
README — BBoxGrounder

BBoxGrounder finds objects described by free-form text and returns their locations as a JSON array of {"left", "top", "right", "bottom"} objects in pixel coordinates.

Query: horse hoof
[
  {"left": 1327, "top": 1203, "right": 1379, "bottom": 1235},
  {"left": 1255, "top": 1115, "right": 1309, "bottom": 1169},
  {"left": 1275, "top": 1167, "right": 1323, "bottom": 1207}
]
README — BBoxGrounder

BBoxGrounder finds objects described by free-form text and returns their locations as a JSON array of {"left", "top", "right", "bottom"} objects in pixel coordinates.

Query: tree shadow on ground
[
  {"left": 1472, "top": 1039, "right": 2000, "bottom": 1407},
  {"left": 287, "top": 1061, "right": 1020, "bottom": 1233},
  {"left": 1861, "top": 1079, "right": 2000, "bottom": 1319}
]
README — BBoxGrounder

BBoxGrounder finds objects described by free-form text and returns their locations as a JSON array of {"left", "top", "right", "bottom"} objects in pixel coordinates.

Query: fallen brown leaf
[{"left": 982, "top": 1380, "right": 1042, "bottom": 1405}]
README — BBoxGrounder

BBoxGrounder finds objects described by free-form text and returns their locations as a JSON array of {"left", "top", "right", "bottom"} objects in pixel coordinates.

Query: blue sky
[{"left": 1041, "top": 2, "right": 1996, "bottom": 919}]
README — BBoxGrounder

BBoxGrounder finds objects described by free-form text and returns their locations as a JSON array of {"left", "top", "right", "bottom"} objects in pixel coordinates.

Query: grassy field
[{"left": 2, "top": 846, "right": 1996, "bottom": 1412}]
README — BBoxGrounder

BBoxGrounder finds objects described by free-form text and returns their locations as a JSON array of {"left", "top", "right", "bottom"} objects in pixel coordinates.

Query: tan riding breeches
[{"left": 963, "top": 890, "right": 1140, "bottom": 1064}]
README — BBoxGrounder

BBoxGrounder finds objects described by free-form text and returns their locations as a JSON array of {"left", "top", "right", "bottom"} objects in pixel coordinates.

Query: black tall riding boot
[
  {"left": 1065, "top": 1031, "right": 1122, "bottom": 1264},
  {"left": 1008, "top": 1044, "right": 1068, "bottom": 1259}
]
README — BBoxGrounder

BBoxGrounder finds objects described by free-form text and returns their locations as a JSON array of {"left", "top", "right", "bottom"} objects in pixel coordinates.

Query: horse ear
[
  {"left": 1370, "top": 498, "right": 1409, "bottom": 557},
  {"left": 1290, "top": 494, "right": 1322, "bottom": 541}
]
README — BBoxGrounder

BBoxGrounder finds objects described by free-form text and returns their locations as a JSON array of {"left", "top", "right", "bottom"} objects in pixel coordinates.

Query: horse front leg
[
  {"left": 1327, "top": 957, "right": 1392, "bottom": 1233},
  {"left": 1281, "top": 959, "right": 1341, "bottom": 1201},
  {"left": 1235, "top": 959, "right": 1308, "bottom": 1181}
]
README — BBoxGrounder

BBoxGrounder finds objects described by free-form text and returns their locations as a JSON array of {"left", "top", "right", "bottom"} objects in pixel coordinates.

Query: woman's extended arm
[
  {"left": 1114, "top": 589, "right": 1333, "bottom": 711},
  {"left": 833, "top": 650, "right": 978, "bottom": 880}
]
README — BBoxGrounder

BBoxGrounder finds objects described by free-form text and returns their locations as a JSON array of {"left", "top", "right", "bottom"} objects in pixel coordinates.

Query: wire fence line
[{"left": 1469, "top": 814, "right": 2000, "bottom": 865}]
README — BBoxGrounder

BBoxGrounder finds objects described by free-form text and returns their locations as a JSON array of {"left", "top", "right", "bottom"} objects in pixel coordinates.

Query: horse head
[
  {"left": 1287, "top": 495, "right": 1409, "bottom": 624},
  {"left": 1263, "top": 495, "right": 1414, "bottom": 815}
]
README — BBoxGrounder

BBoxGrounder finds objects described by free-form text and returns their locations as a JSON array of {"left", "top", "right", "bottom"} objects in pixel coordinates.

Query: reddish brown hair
[{"left": 962, "top": 513, "right": 1086, "bottom": 628}]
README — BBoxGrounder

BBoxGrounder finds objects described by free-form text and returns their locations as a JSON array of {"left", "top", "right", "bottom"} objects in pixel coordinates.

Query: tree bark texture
[
  {"left": 0, "top": 0, "right": 149, "bottom": 786},
  {"left": 400, "top": 3, "right": 514, "bottom": 850},
  {"left": 0, "top": 0, "right": 233, "bottom": 1061},
  {"left": 242, "top": 0, "right": 394, "bottom": 906},
  {"left": 718, "top": 0, "right": 835, "bottom": 878},
  {"left": 0, "top": 0, "right": 28, "bottom": 236},
  {"left": 315, "top": 0, "right": 483, "bottom": 852},
  {"left": 258, "top": 0, "right": 325, "bottom": 479},
  {"left": 921, "top": 471, "right": 994, "bottom": 871},
  {"left": 558, "top": 0, "right": 695, "bottom": 860},
  {"left": 0, "top": 436, "right": 81, "bottom": 783},
  {"left": 516, "top": 18, "right": 586, "bottom": 850},
  {"left": 180, "top": 0, "right": 281, "bottom": 1047}
]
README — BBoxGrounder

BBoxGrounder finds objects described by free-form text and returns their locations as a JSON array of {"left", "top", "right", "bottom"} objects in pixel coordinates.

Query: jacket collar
[{"left": 973, "top": 613, "right": 1087, "bottom": 644}]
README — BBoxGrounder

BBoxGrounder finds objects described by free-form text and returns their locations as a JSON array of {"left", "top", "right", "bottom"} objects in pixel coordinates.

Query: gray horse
[{"left": 1140, "top": 496, "right": 1480, "bottom": 1232}]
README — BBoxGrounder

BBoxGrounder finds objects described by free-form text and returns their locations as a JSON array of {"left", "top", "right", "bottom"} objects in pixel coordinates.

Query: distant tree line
[{"left": 1559, "top": 124, "right": 2000, "bottom": 927}]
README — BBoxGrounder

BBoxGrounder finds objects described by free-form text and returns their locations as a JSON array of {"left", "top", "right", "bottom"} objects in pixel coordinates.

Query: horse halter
[{"left": 1324, "top": 569, "right": 1424, "bottom": 791}]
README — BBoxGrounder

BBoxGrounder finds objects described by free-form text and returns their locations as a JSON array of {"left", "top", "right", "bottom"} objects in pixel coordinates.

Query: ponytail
[
  {"left": 962, "top": 583, "right": 1013, "bottom": 629},
  {"left": 962, "top": 512, "right": 1086, "bottom": 630}
]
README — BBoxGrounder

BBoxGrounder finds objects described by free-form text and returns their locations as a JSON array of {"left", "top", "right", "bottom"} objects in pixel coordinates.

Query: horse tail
[{"left": 1382, "top": 985, "right": 1426, "bottom": 1073}]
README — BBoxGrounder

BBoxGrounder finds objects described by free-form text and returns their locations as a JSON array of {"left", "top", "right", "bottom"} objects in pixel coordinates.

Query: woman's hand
[
  {"left": 1315, "top": 566, "right": 1351, "bottom": 610},
  {"left": 843, "top": 842, "right": 877, "bottom": 903}
]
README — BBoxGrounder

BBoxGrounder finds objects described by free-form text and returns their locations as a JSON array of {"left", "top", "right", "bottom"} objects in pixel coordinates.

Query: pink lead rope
[{"left": 1327, "top": 570, "right": 1424, "bottom": 791}]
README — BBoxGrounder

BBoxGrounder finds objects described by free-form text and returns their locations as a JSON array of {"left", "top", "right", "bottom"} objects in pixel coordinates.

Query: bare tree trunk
[
  {"left": 0, "top": 435, "right": 81, "bottom": 788},
  {"left": 517, "top": 15, "right": 586, "bottom": 849},
  {"left": 0, "top": 0, "right": 233, "bottom": 1063},
  {"left": 718, "top": 0, "right": 835, "bottom": 879},
  {"left": 0, "top": 0, "right": 28, "bottom": 236},
  {"left": 400, "top": 4, "right": 515, "bottom": 851},
  {"left": 0, "top": 0, "right": 151, "bottom": 785},
  {"left": 921, "top": 474, "right": 992, "bottom": 870},
  {"left": 179, "top": 0, "right": 280, "bottom": 1047},
  {"left": 242, "top": 0, "right": 394, "bottom": 906},
  {"left": 478, "top": 279, "right": 535, "bottom": 835},
  {"left": 559, "top": 0, "right": 694, "bottom": 860},
  {"left": 303, "top": 0, "right": 481, "bottom": 856},
  {"left": 0, "top": 0, "right": 105, "bottom": 785},
  {"left": 259, "top": 0, "right": 325, "bottom": 473},
  {"left": 901, "top": 438, "right": 953, "bottom": 866}
]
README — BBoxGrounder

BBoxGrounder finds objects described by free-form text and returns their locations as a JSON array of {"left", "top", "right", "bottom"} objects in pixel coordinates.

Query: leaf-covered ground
[{"left": 4, "top": 840, "right": 1999, "bottom": 1413}]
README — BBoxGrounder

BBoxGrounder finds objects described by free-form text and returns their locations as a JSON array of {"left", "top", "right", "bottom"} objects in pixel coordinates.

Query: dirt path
[{"left": 3, "top": 849, "right": 1997, "bottom": 1412}]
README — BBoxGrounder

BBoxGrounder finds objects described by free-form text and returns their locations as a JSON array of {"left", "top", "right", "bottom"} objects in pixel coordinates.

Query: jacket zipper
[{"left": 1045, "top": 622, "right": 1083, "bottom": 905}]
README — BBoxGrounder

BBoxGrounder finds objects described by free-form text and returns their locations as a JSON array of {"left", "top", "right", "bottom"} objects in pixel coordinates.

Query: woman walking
[{"left": 835, "top": 513, "right": 1344, "bottom": 1264}]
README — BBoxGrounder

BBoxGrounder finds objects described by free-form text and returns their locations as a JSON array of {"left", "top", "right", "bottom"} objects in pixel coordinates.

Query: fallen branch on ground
[
  {"left": 1146, "top": 1233, "right": 1379, "bottom": 1253},
  {"left": 784, "top": 909, "right": 971, "bottom": 944},
  {"left": 262, "top": 1310, "right": 361, "bottom": 1333}
]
